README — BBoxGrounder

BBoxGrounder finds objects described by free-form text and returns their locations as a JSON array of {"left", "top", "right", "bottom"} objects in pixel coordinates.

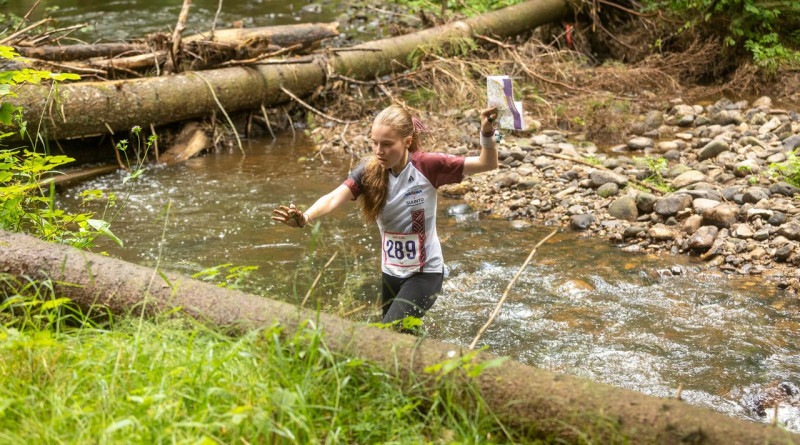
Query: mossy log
[
  {"left": 0, "top": 230, "right": 797, "bottom": 444},
  {"left": 3, "top": 0, "right": 569, "bottom": 142}
]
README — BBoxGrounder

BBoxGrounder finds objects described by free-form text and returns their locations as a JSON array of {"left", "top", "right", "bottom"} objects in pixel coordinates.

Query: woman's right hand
[{"left": 272, "top": 204, "right": 308, "bottom": 228}]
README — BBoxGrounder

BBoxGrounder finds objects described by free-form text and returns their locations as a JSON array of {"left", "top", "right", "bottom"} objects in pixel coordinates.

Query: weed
[
  {"left": 390, "top": 0, "right": 526, "bottom": 17},
  {"left": 633, "top": 155, "right": 673, "bottom": 192},
  {"left": 192, "top": 263, "right": 259, "bottom": 290},
  {"left": 769, "top": 148, "right": 800, "bottom": 188}
]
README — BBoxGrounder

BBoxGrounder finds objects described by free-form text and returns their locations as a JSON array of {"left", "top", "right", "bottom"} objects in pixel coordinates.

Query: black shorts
[{"left": 381, "top": 272, "right": 443, "bottom": 330}]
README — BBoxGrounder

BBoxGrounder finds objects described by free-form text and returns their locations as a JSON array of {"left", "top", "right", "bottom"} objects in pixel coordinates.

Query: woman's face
[{"left": 370, "top": 124, "right": 411, "bottom": 172}]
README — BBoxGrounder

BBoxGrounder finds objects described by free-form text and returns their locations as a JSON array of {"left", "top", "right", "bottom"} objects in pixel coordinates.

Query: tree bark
[
  {"left": 4, "top": 0, "right": 569, "bottom": 141},
  {"left": 0, "top": 229, "right": 796, "bottom": 444},
  {"left": 15, "top": 43, "right": 149, "bottom": 61}
]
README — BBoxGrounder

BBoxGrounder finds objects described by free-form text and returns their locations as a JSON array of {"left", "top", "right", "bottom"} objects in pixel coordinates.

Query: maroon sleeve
[
  {"left": 343, "top": 162, "right": 366, "bottom": 200},
  {"left": 411, "top": 151, "right": 465, "bottom": 188}
]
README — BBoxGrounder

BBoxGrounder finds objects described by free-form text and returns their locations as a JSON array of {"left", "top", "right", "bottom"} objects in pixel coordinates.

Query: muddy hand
[
  {"left": 480, "top": 106, "right": 498, "bottom": 135},
  {"left": 272, "top": 204, "right": 307, "bottom": 228}
]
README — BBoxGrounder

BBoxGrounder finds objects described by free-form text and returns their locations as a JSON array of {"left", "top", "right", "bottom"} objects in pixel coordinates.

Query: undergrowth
[{"left": 0, "top": 275, "right": 529, "bottom": 444}]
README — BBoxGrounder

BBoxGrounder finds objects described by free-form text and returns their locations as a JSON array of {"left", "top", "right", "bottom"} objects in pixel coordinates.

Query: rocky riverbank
[
  {"left": 436, "top": 96, "right": 800, "bottom": 292},
  {"left": 310, "top": 95, "right": 800, "bottom": 292}
]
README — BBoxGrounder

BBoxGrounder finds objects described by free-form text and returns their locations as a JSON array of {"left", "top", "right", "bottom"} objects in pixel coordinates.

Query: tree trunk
[
  {"left": 0, "top": 230, "right": 795, "bottom": 444},
  {"left": 182, "top": 22, "right": 340, "bottom": 48},
  {"left": 4, "top": 0, "right": 568, "bottom": 142},
  {"left": 15, "top": 43, "right": 149, "bottom": 61}
]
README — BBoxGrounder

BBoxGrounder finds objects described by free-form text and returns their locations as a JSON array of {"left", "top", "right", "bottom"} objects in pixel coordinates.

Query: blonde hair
[{"left": 360, "top": 105, "right": 422, "bottom": 223}]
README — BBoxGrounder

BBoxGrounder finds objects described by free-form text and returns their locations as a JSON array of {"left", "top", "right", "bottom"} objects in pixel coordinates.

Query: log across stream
[{"left": 50, "top": 134, "right": 800, "bottom": 434}]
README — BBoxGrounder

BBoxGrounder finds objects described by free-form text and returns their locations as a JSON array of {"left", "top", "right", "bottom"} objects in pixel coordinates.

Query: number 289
[{"left": 385, "top": 240, "right": 416, "bottom": 260}]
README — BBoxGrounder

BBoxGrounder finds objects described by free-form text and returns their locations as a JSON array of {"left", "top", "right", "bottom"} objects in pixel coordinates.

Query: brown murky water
[{"left": 57, "top": 135, "right": 800, "bottom": 432}]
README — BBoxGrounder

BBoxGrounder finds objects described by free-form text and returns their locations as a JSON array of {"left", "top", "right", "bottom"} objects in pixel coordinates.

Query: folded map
[{"left": 487, "top": 75, "right": 525, "bottom": 130}]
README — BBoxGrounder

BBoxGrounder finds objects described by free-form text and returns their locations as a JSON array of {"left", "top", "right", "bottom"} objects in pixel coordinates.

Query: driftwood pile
[{"left": 8, "top": 19, "right": 339, "bottom": 80}]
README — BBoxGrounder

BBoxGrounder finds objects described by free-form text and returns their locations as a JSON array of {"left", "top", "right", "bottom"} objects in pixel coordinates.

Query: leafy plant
[
  {"left": 641, "top": 0, "right": 800, "bottom": 71},
  {"left": 192, "top": 263, "right": 259, "bottom": 290},
  {"left": 0, "top": 45, "right": 151, "bottom": 249},
  {"left": 390, "top": 0, "right": 526, "bottom": 17},
  {"left": 769, "top": 148, "right": 800, "bottom": 188},
  {"left": 634, "top": 155, "right": 672, "bottom": 192}
]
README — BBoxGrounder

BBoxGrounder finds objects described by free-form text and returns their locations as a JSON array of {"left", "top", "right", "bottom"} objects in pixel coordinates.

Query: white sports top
[{"left": 344, "top": 151, "right": 465, "bottom": 278}]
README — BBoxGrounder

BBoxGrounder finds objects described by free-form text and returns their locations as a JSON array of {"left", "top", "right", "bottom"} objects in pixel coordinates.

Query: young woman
[{"left": 273, "top": 105, "right": 499, "bottom": 331}]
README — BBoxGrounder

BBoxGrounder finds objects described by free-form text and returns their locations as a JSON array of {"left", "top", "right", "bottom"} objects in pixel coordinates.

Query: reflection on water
[{"left": 57, "top": 135, "right": 800, "bottom": 431}]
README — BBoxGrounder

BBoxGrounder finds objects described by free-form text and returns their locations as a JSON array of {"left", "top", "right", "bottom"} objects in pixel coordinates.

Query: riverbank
[{"left": 313, "top": 95, "right": 800, "bottom": 293}]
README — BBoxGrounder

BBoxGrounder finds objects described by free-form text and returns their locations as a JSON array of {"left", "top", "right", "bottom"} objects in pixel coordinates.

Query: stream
[
  {"left": 56, "top": 135, "right": 800, "bottom": 432},
  {"left": 7, "top": 0, "right": 800, "bottom": 434}
]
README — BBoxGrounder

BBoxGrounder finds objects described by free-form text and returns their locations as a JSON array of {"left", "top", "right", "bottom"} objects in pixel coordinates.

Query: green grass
[{"left": 0, "top": 275, "right": 521, "bottom": 444}]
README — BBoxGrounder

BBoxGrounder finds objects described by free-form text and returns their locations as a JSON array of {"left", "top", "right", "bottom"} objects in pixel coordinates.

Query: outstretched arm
[
  {"left": 463, "top": 106, "right": 499, "bottom": 176},
  {"left": 272, "top": 184, "right": 355, "bottom": 228}
]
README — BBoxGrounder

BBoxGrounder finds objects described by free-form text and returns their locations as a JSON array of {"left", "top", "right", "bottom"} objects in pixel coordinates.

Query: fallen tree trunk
[
  {"left": 182, "top": 22, "right": 340, "bottom": 48},
  {"left": 15, "top": 42, "right": 149, "bottom": 61},
  {"left": 4, "top": 0, "right": 568, "bottom": 141},
  {"left": 0, "top": 230, "right": 796, "bottom": 443}
]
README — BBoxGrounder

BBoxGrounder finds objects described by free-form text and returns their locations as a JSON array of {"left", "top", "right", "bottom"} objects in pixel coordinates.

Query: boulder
[
  {"left": 570, "top": 214, "right": 596, "bottom": 231},
  {"left": 636, "top": 192, "right": 657, "bottom": 213},
  {"left": 742, "top": 187, "right": 770, "bottom": 204},
  {"left": 697, "top": 139, "right": 729, "bottom": 161},
  {"left": 702, "top": 204, "right": 739, "bottom": 228},
  {"left": 590, "top": 169, "right": 628, "bottom": 188},
  {"left": 732, "top": 224, "right": 754, "bottom": 239},
  {"left": 608, "top": 196, "right": 639, "bottom": 221},
  {"left": 627, "top": 137, "right": 654, "bottom": 150},
  {"left": 770, "top": 182, "right": 800, "bottom": 197},
  {"left": 688, "top": 225, "right": 719, "bottom": 251},
  {"left": 777, "top": 221, "right": 800, "bottom": 240},
  {"left": 654, "top": 194, "right": 693, "bottom": 217},
  {"left": 597, "top": 182, "right": 620, "bottom": 198},
  {"left": 693, "top": 198, "right": 720, "bottom": 214},
  {"left": 672, "top": 170, "right": 707, "bottom": 189},
  {"left": 783, "top": 134, "right": 800, "bottom": 151},
  {"left": 682, "top": 215, "right": 704, "bottom": 235},
  {"left": 648, "top": 223, "right": 676, "bottom": 241}
]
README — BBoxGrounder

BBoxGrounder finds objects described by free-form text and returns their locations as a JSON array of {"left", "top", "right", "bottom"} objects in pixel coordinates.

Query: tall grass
[{"left": 0, "top": 274, "right": 525, "bottom": 444}]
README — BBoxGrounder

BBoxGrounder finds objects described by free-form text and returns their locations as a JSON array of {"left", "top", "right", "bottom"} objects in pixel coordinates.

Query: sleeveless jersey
[{"left": 344, "top": 151, "right": 465, "bottom": 278}]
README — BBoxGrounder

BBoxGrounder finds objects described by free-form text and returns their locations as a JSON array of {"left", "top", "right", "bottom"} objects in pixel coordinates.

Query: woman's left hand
[{"left": 480, "top": 106, "right": 498, "bottom": 136}]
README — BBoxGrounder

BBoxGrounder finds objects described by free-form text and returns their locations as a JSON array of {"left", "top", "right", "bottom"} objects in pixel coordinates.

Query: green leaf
[
  {"left": 87, "top": 219, "right": 123, "bottom": 247},
  {"left": 0, "top": 103, "right": 16, "bottom": 126}
]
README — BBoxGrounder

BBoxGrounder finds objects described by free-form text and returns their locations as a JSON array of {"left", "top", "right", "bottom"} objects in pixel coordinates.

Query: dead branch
[
  {"left": 279, "top": 85, "right": 359, "bottom": 124},
  {"left": 167, "top": 0, "right": 193, "bottom": 73},
  {"left": 0, "top": 18, "right": 52, "bottom": 45},
  {"left": 218, "top": 43, "right": 303, "bottom": 67},
  {"left": 469, "top": 229, "right": 558, "bottom": 349},
  {"left": 301, "top": 251, "right": 339, "bottom": 308}
]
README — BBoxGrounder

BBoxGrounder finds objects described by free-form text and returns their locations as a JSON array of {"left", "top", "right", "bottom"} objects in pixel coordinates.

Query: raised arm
[
  {"left": 463, "top": 106, "right": 499, "bottom": 176},
  {"left": 272, "top": 184, "right": 355, "bottom": 228}
]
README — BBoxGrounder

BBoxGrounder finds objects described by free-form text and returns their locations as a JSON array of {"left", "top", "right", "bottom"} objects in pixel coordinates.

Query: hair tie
[{"left": 412, "top": 117, "right": 430, "bottom": 134}]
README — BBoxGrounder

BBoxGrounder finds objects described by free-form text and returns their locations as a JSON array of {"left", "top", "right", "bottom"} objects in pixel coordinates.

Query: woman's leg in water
[{"left": 381, "top": 272, "right": 443, "bottom": 332}]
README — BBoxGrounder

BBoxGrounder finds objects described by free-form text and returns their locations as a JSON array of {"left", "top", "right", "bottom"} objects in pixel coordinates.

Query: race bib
[{"left": 383, "top": 232, "right": 423, "bottom": 273}]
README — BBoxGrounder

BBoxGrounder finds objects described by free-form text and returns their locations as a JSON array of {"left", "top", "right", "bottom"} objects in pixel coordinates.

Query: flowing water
[
  {"left": 9, "top": 0, "right": 800, "bottom": 435},
  {"left": 2, "top": 0, "right": 355, "bottom": 43},
  {"left": 56, "top": 136, "right": 800, "bottom": 432}
]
